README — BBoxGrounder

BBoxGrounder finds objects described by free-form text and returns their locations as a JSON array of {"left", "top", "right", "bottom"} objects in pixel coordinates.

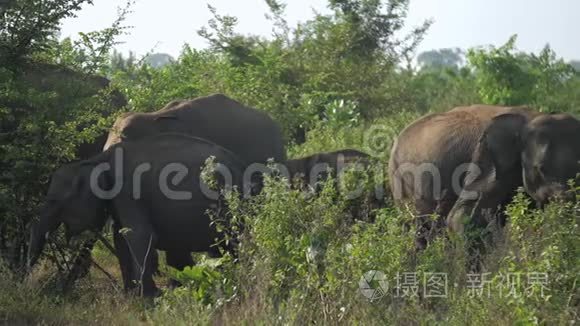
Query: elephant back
[{"left": 104, "top": 94, "right": 286, "bottom": 166}]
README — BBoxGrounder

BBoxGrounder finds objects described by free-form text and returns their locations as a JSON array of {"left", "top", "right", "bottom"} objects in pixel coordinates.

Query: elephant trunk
[
  {"left": 447, "top": 197, "right": 478, "bottom": 234},
  {"left": 27, "top": 203, "right": 61, "bottom": 271}
]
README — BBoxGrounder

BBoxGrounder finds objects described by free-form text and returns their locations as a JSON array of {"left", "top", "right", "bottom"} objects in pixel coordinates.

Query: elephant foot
[
  {"left": 135, "top": 285, "right": 161, "bottom": 298},
  {"left": 121, "top": 282, "right": 160, "bottom": 299}
]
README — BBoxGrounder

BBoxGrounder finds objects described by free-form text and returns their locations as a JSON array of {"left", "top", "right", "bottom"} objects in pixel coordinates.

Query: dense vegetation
[{"left": 1, "top": 0, "right": 578, "bottom": 324}]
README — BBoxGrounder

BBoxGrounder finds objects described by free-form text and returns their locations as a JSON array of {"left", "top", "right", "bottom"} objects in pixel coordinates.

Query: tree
[
  {"left": 192, "top": 0, "right": 431, "bottom": 141},
  {"left": 327, "top": 0, "right": 431, "bottom": 61},
  {"left": 569, "top": 60, "right": 580, "bottom": 72},
  {"left": 109, "top": 49, "right": 137, "bottom": 72},
  {"left": 417, "top": 48, "right": 464, "bottom": 70},
  {"left": 467, "top": 35, "right": 577, "bottom": 111},
  {"left": 0, "top": 0, "right": 91, "bottom": 65},
  {"left": 144, "top": 53, "right": 174, "bottom": 68},
  {"left": 0, "top": 0, "right": 129, "bottom": 277}
]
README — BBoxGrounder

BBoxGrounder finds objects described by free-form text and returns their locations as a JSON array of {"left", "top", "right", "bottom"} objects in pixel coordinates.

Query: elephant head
[
  {"left": 448, "top": 112, "right": 580, "bottom": 234},
  {"left": 521, "top": 114, "right": 580, "bottom": 206},
  {"left": 28, "top": 162, "right": 107, "bottom": 269}
]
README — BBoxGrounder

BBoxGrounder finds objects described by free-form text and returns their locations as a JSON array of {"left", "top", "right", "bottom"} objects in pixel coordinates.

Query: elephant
[
  {"left": 104, "top": 93, "right": 286, "bottom": 165},
  {"left": 28, "top": 133, "right": 251, "bottom": 297},
  {"left": 285, "top": 149, "right": 374, "bottom": 186},
  {"left": 388, "top": 105, "right": 538, "bottom": 249},
  {"left": 71, "top": 94, "right": 286, "bottom": 284},
  {"left": 448, "top": 112, "right": 580, "bottom": 235},
  {"left": 284, "top": 149, "right": 386, "bottom": 222}
]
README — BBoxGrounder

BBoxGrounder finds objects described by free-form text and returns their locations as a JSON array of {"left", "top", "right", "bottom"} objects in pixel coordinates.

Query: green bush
[{"left": 468, "top": 35, "right": 580, "bottom": 112}]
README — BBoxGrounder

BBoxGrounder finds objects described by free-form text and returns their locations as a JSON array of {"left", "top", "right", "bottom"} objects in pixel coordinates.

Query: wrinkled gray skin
[
  {"left": 448, "top": 113, "right": 580, "bottom": 234},
  {"left": 29, "top": 134, "right": 248, "bottom": 297},
  {"left": 104, "top": 93, "right": 286, "bottom": 164},
  {"left": 388, "top": 105, "right": 537, "bottom": 249}
]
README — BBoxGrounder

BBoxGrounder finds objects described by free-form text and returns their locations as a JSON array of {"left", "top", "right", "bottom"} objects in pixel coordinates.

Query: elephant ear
[
  {"left": 481, "top": 113, "right": 528, "bottom": 177},
  {"left": 71, "top": 164, "right": 93, "bottom": 196},
  {"left": 46, "top": 166, "right": 76, "bottom": 201},
  {"left": 46, "top": 162, "right": 92, "bottom": 201},
  {"left": 73, "top": 162, "right": 110, "bottom": 199}
]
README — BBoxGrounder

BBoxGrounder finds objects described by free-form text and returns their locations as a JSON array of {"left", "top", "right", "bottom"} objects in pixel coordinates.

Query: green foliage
[
  {"left": 468, "top": 35, "right": 579, "bottom": 112},
  {"left": 468, "top": 36, "right": 535, "bottom": 106},
  {"left": 108, "top": 0, "right": 431, "bottom": 140},
  {"left": 166, "top": 257, "right": 231, "bottom": 305},
  {"left": 504, "top": 192, "right": 579, "bottom": 312},
  {"left": 412, "top": 66, "right": 481, "bottom": 113},
  {"left": 326, "top": 0, "right": 431, "bottom": 59},
  {"left": 0, "top": 0, "right": 92, "bottom": 64},
  {"left": 150, "top": 159, "right": 578, "bottom": 324},
  {"left": 0, "top": 0, "right": 129, "bottom": 271},
  {"left": 321, "top": 99, "right": 361, "bottom": 128},
  {"left": 0, "top": 0, "right": 579, "bottom": 324},
  {"left": 0, "top": 62, "right": 122, "bottom": 270}
]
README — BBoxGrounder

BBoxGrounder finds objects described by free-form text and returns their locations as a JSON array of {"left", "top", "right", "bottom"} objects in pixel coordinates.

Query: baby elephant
[
  {"left": 285, "top": 149, "right": 370, "bottom": 184},
  {"left": 284, "top": 149, "right": 386, "bottom": 220}
]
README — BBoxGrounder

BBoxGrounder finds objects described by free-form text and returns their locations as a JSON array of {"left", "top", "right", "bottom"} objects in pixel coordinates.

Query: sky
[{"left": 60, "top": 0, "right": 580, "bottom": 61}]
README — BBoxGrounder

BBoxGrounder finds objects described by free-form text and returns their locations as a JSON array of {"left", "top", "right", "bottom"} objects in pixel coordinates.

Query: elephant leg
[
  {"left": 166, "top": 250, "right": 194, "bottom": 288},
  {"left": 112, "top": 221, "right": 133, "bottom": 292},
  {"left": 435, "top": 189, "right": 457, "bottom": 222},
  {"left": 119, "top": 223, "right": 158, "bottom": 297},
  {"left": 150, "top": 250, "right": 160, "bottom": 276},
  {"left": 62, "top": 238, "right": 97, "bottom": 292},
  {"left": 414, "top": 199, "right": 437, "bottom": 251}
]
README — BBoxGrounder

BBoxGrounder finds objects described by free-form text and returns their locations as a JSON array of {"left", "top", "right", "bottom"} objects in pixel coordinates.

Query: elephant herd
[{"left": 27, "top": 96, "right": 580, "bottom": 297}]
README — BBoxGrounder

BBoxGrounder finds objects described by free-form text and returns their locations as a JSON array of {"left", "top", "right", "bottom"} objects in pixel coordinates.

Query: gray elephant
[
  {"left": 388, "top": 105, "right": 538, "bottom": 248},
  {"left": 29, "top": 133, "right": 250, "bottom": 297},
  {"left": 104, "top": 93, "right": 286, "bottom": 165},
  {"left": 285, "top": 149, "right": 374, "bottom": 186},
  {"left": 74, "top": 94, "right": 286, "bottom": 284},
  {"left": 448, "top": 112, "right": 580, "bottom": 235},
  {"left": 284, "top": 149, "right": 385, "bottom": 222}
]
